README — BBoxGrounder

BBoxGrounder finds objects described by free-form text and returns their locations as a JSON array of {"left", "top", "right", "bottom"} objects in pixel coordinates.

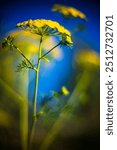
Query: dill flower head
[
  {"left": 16, "top": 19, "right": 73, "bottom": 47},
  {"left": 52, "top": 4, "right": 87, "bottom": 20}
]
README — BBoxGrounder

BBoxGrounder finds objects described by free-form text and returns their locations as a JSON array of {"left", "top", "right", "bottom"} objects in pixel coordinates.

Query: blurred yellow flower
[
  {"left": 61, "top": 86, "right": 69, "bottom": 96},
  {"left": 11, "top": 30, "right": 32, "bottom": 37},
  {"left": 27, "top": 44, "right": 38, "bottom": 53},
  {"left": 76, "top": 50, "right": 100, "bottom": 69},
  {"left": 37, "top": 111, "right": 44, "bottom": 117},
  {"left": 8, "top": 30, "right": 39, "bottom": 57},
  {"left": 0, "top": 110, "right": 14, "bottom": 128},
  {"left": 52, "top": 4, "right": 87, "bottom": 20}
]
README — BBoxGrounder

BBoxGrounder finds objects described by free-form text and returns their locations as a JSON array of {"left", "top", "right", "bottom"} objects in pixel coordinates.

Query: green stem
[
  {"left": 38, "top": 41, "right": 62, "bottom": 60},
  {"left": 13, "top": 45, "right": 36, "bottom": 71},
  {"left": 32, "top": 41, "right": 62, "bottom": 67},
  {"left": 33, "top": 36, "right": 42, "bottom": 118},
  {"left": 29, "top": 36, "right": 43, "bottom": 149},
  {"left": 30, "top": 39, "right": 61, "bottom": 149}
]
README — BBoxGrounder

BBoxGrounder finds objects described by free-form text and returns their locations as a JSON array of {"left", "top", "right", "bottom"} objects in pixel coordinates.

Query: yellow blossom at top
[
  {"left": 52, "top": 4, "right": 87, "bottom": 20},
  {"left": 17, "top": 19, "right": 71, "bottom": 36},
  {"left": 16, "top": 19, "right": 73, "bottom": 47}
]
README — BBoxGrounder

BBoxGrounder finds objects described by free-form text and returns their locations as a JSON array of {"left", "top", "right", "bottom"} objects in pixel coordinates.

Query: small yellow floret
[
  {"left": 76, "top": 50, "right": 100, "bottom": 69},
  {"left": 65, "top": 36, "right": 73, "bottom": 45},
  {"left": 61, "top": 86, "right": 69, "bottom": 96}
]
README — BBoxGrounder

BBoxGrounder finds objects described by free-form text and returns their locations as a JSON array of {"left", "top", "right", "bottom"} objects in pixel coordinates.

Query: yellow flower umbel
[
  {"left": 52, "top": 4, "right": 87, "bottom": 20},
  {"left": 16, "top": 19, "right": 73, "bottom": 47}
]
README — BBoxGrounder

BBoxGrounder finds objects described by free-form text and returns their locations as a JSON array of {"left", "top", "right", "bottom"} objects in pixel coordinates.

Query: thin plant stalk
[
  {"left": 33, "top": 36, "right": 43, "bottom": 118},
  {"left": 30, "top": 37, "right": 62, "bottom": 149},
  {"left": 38, "top": 41, "right": 62, "bottom": 61},
  {"left": 30, "top": 36, "right": 43, "bottom": 148}
]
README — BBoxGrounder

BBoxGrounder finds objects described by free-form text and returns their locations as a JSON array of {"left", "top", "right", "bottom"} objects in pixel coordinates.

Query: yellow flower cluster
[
  {"left": 52, "top": 4, "right": 87, "bottom": 20},
  {"left": 17, "top": 19, "right": 73, "bottom": 46},
  {"left": 17, "top": 19, "right": 70, "bottom": 36}
]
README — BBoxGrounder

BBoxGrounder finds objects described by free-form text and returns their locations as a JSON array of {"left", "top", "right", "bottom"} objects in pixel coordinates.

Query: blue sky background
[{"left": 0, "top": 0, "right": 100, "bottom": 102}]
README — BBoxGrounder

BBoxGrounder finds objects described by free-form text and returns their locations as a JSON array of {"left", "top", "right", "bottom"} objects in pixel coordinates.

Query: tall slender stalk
[
  {"left": 30, "top": 37, "right": 62, "bottom": 149},
  {"left": 33, "top": 36, "right": 43, "bottom": 118},
  {"left": 30, "top": 36, "right": 43, "bottom": 148}
]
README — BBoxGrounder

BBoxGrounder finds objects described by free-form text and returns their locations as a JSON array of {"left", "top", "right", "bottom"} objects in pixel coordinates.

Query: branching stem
[
  {"left": 29, "top": 36, "right": 43, "bottom": 149},
  {"left": 13, "top": 44, "right": 37, "bottom": 71},
  {"left": 39, "top": 41, "right": 62, "bottom": 60},
  {"left": 28, "top": 38, "right": 61, "bottom": 149}
]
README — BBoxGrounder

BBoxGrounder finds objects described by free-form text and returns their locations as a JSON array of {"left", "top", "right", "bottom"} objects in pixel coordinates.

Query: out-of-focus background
[{"left": 0, "top": 0, "right": 100, "bottom": 150}]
